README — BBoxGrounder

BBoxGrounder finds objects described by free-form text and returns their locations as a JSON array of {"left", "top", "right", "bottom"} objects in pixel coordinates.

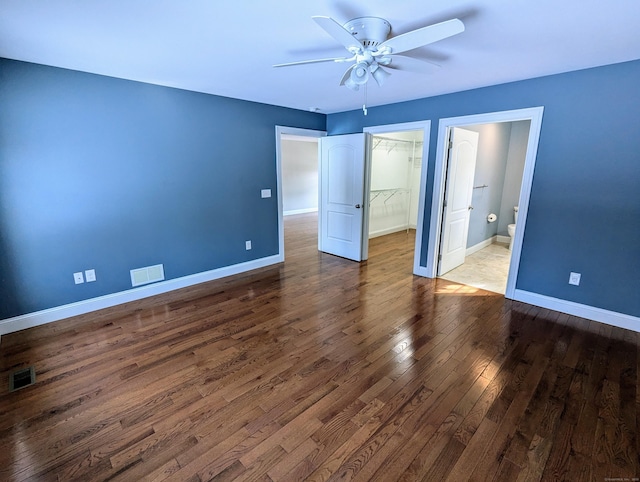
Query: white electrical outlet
[
  {"left": 85, "top": 269, "right": 96, "bottom": 282},
  {"left": 569, "top": 272, "right": 581, "bottom": 286},
  {"left": 261, "top": 189, "right": 271, "bottom": 198},
  {"left": 245, "top": 240, "right": 252, "bottom": 250},
  {"left": 73, "top": 272, "right": 84, "bottom": 284}
]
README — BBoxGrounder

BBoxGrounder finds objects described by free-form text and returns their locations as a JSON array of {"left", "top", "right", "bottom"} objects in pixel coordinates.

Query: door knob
[
  {"left": 468, "top": 205, "right": 474, "bottom": 210},
  {"left": 355, "top": 204, "right": 361, "bottom": 209}
]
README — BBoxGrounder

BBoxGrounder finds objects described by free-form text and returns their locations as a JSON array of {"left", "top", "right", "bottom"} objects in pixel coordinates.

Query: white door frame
[
  {"left": 364, "top": 120, "right": 431, "bottom": 275},
  {"left": 275, "top": 126, "right": 326, "bottom": 261},
  {"left": 425, "top": 107, "right": 544, "bottom": 299}
]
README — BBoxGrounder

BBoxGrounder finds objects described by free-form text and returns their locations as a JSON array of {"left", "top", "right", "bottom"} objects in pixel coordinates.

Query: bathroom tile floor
[{"left": 439, "top": 242, "right": 512, "bottom": 294}]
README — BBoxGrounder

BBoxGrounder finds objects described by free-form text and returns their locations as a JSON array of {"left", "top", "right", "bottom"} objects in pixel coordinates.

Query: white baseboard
[
  {"left": 466, "top": 236, "right": 497, "bottom": 256},
  {"left": 369, "top": 225, "right": 410, "bottom": 239},
  {"left": 496, "top": 235, "right": 510, "bottom": 244},
  {"left": 0, "top": 254, "right": 283, "bottom": 336},
  {"left": 513, "top": 289, "right": 639, "bottom": 333},
  {"left": 284, "top": 207, "right": 318, "bottom": 216}
]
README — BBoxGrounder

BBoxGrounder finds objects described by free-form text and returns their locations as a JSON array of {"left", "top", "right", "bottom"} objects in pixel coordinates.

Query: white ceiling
[{"left": 1, "top": 1, "right": 639, "bottom": 114}]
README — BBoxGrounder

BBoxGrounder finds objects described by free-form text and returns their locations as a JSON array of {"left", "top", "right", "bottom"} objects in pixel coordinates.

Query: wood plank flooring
[{"left": 0, "top": 212, "right": 638, "bottom": 481}]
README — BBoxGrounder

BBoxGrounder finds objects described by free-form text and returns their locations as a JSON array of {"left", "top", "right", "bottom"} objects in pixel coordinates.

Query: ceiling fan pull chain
[{"left": 363, "top": 82, "right": 368, "bottom": 116}]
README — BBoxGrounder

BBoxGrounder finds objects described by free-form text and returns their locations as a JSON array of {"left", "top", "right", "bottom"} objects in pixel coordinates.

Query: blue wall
[
  {"left": 0, "top": 59, "right": 324, "bottom": 319},
  {"left": 328, "top": 60, "right": 640, "bottom": 318},
  {"left": 2, "top": 57, "right": 639, "bottom": 321}
]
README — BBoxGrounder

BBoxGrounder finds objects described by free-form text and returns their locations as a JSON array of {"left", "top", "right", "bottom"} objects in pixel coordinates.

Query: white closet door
[{"left": 319, "top": 134, "right": 367, "bottom": 261}]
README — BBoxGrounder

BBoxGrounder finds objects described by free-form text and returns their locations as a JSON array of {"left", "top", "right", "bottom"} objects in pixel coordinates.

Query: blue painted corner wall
[
  {"left": 327, "top": 59, "right": 640, "bottom": 318},
  {"left": 2, "top": 56, "right": 639, "bottom": 324},
  {"left": 0, "top": 58, "right": 325, "bottom": 319}
]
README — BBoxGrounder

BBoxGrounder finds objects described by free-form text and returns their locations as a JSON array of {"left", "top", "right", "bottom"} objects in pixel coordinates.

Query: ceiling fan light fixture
[
  {"left": 344, "top": 76, "right": 360, "bottom": 91},
  {"left": 350, "top": 62, "right": 370, "bottom": 85},
  {"left": 371, "top": 65, "right": 391, "bottom": 86}
]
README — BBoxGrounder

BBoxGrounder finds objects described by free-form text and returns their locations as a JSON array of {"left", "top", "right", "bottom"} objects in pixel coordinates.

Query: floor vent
[
  {"left": 130, "top": 264, "right": 165, "bottom": 287},
  {"left": 9, "top": 366, "right": 36, "bottom": 392}
]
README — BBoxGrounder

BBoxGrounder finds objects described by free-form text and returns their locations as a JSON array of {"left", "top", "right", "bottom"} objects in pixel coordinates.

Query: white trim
[
  {"left": 275, "top": 126, "right": 326, "bottom": 261},
  {"left": 363, "top": 120, "right": 431, "bottom": 276},
  {"left": 496, "top": 235, "right": 511, "bottom": 244},
  {"left": 280, "top": 134, "right": 319, "bottom": 143},
  {"left": 284, "top": 207, "right": 318, "bottom": 216},
  {"left": 0, "top": 255, "right": 282, "bottom": 336},
  {"left": 361, "top": 133, "right": 373, "bottom": 260},
  {"left": 426, "top": 107, "right": 545, "bottom": 301},
  {"left": 369, "top": 225, "right": 411, "bottom": 239},
  {"left": 514, "top": 289, "right": 640, "bottom": 333},
  {"left": 466, "top": 236, "right": 497, "bottom": 256}
]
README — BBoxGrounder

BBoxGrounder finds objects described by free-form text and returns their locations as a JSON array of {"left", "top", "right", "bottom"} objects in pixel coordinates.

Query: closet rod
[{"left": 372, "top": 135, "right": 423, "bottom": 144}]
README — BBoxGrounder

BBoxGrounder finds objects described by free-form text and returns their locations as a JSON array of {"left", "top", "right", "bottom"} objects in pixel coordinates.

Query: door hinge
[
  {"left": 438, "top": 254, "right": 442, "bottom": 261},
  {"left": 448, "top": 140, "right": 453, "bottom": 149},
  {"left": 443, "top": 200, "right": 447, "bottom": 207}
]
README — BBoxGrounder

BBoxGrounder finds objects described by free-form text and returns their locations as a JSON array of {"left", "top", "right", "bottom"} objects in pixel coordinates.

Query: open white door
[
  {"left": 438, "top": 127, "right": 479, "bottom": 275},
  {"left": 319, "top": 133, "right": 368, "bottom": 261}
]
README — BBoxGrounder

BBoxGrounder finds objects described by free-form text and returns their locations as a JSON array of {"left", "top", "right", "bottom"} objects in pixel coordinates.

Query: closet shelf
[
  {"left": 370, "top": 188, "right": 410, "bottom": 204},
  {"left": 372, "top": 136, "right": 423, "bottom": 153}
]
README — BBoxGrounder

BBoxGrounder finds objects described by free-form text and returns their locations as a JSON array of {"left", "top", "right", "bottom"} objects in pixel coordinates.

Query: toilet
[{"left": 507, "top": 206, "right": 519, "bottom": 250}]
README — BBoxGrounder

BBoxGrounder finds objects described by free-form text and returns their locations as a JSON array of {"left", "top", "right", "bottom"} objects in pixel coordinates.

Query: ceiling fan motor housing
[{"left": 343, "top": 17, "right": 391, "bottom": 48}]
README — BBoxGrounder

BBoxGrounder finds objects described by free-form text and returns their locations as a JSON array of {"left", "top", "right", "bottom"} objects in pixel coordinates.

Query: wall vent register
[
  {"left": 130, "top": 264, "right": 165, "bottom": 287},
  {"left": 9, "top": 366, "right": 36, "bottom": 392}
]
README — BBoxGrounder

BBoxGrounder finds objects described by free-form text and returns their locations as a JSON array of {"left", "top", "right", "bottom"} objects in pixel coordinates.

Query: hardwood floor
[{"left": 0, "top": 212, "right": 638, "bottom": 481}]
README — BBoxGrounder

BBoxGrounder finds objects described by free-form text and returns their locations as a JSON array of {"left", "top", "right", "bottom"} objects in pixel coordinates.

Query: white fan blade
[
  {"left": 380, "top": 18, "right": 464, "bottom": 54},
  {"left": 386, "top": 55, "right": 440, "bottom": 74},
  {"left": 312, "top": 16, "right": 363, "bottom": 52},
  {"left": 273, "top": 57, "right": 351, "bottom": 68}
]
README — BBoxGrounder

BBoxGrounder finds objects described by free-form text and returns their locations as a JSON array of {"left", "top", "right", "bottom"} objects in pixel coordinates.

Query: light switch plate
[
  {"left": 85, "top": 269, "right": 96, "bottom": 282},
  {"left": 261, "top": 189, "right": 271, "bottom": 198},
  {"left": 245, "top": 240, "right": 252, "bottom": 250},
  {"left": 73, "top": 272, "right": 84, "bottom": 284}
]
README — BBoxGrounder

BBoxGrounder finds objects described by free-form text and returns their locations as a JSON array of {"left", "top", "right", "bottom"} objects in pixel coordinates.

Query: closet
[{"left": 368, "top": 131, "right": 423, "bottom": 238}]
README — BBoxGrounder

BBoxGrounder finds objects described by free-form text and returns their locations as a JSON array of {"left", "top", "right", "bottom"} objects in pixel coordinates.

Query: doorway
[
  {"left": 437, "top": 121, "right": 531, "bottom": 294},
  {"left": 275, "top": 126, "right": 326, "bottom": 259},
  {"left": 364, "top": 129, "right": 425, "bottom": 272},
  {"left": 280, "top": 134, "right": 319, "bottom": 216},
  {"left": 364, "top": 121, "right": 430, "bottom": 274},
  {"left": 426, "top": 107, "right": 544, "bottom": 299},
  {"left": 315, "top": 121, "right": 431, "bottom": 269}
]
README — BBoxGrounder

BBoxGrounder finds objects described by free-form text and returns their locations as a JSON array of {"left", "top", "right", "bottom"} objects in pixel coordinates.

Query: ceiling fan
[{"left": 274, "top": 16, "right": 465, "bottom": 91}]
